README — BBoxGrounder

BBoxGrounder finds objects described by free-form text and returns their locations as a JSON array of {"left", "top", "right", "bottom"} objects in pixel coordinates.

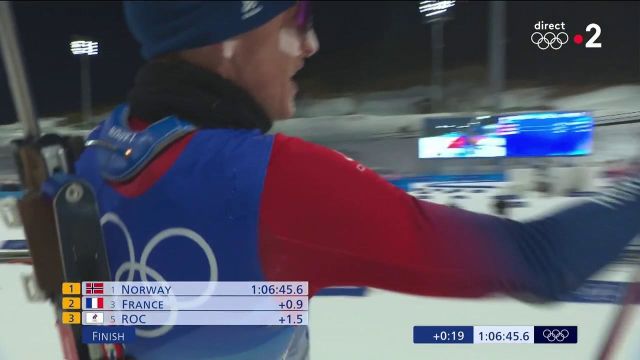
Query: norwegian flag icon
[{"left": 86, "top": 282, "right": 104, "bottom": 295}]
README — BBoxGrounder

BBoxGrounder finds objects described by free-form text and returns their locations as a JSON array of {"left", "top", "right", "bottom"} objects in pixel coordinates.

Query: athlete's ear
[{"left": 177, "top": 43, "right": 227, "bottom": 75}]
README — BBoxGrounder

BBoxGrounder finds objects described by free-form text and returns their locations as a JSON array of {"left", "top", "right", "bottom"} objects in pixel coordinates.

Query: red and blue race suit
[{"left": 76, "top": 104, "right": 640, "bottom": 359}]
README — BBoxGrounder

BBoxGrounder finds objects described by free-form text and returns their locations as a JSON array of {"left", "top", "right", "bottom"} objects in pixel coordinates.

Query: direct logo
[
  {"left": 531, "top": 21, "right": 602, "bottom": 50},
  {"left": 542, "top": 328, "right": 570, "bottom": 342}
]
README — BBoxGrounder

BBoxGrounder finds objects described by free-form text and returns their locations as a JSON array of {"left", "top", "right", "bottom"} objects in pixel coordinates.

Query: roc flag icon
[
  {"left": 85, "top": 312, "right": 104, "bottom": 324},
  {"left": 85, "top": 297, "right": 104, "bottom": 309},
  {"left": 85, "top": 282, "right": 104, "bottom": 295}
]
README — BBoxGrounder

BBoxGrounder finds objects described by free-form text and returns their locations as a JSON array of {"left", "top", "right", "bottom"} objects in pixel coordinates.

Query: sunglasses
[{"left": 295, "top": 0, "right": 314, "bottom": 33}]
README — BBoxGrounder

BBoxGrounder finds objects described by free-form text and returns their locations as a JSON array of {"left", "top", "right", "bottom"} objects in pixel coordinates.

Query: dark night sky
[{"left": 1, "top": 1, "right": 639, "bottom": 125}]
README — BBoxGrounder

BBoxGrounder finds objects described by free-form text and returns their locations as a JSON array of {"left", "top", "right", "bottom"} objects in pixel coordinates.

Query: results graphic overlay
[
  {"left": 79, "top": 281, "right": 309, "bottom": 326},
  {"left": 414, "top": 326, "right": 577, "bottom": 344}
]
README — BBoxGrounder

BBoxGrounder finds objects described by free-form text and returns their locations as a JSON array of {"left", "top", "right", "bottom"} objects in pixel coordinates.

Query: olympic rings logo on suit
[
  {"left": 542, "top": 328, "right": 570, "bottom": 342},
  {"left": 531, "top": 32, "right": 569, "bottom": 50},
  {"left": 101, "top": 212, "right": 219, "bottom": 338}
]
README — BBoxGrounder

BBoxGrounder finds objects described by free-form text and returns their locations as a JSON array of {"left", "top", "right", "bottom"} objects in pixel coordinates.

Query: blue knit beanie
[{"left": 124, "top": 1, "right": 296, "bottom": 60}]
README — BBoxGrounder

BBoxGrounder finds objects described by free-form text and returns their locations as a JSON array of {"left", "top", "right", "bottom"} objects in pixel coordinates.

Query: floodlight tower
[
  {"left": 70, "top": 37, "right": 98, "bottom": 124},
  {"left": 418, "top": 1, "right": 455, "bottom": 112},
  {"left": 488, "top": 2, "right": 506, "bottom": 111}
]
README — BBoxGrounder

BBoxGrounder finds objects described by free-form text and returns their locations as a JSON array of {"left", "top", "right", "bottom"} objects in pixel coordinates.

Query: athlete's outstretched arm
[{"left": 259, "top": 134, "right": 640, "bottom": 299}]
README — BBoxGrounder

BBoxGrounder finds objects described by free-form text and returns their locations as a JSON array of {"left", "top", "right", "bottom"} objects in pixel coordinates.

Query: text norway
[{"left": 121, "top": 285, "right": 172, "bottom": 295}]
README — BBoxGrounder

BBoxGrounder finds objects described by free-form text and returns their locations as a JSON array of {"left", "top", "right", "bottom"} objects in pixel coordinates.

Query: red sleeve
[{"left": 258, "top": 134, "right": 509, "bottom": 298}]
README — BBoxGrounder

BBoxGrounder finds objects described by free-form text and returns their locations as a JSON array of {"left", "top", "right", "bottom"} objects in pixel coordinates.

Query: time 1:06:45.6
[
  {"left": 251, "top": 285, "right": 305, "bottom": 295},
  {"left": 478, "top": 331, "right": 530, "bottom": 341}
]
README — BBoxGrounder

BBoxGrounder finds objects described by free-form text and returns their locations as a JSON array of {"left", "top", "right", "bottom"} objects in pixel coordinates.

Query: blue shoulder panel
[{"left": 89, "top": 104, "right": 196, "bottom": 182}]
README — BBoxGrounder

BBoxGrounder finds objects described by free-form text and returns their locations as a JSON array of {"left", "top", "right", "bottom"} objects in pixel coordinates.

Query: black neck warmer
[{"left": 127, "top": 59, "right": 273, "bottom": 133}]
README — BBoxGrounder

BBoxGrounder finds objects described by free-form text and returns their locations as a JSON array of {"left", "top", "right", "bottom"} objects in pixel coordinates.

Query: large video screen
[
  {"left": 418, "top": 115, "right": 506, "bottom": 159},
  {"left": 418, "top": 112, "right": 593, "bottom": 159},
  {"left": 497, "top": 112, "right": 593, "bottom": 157}
]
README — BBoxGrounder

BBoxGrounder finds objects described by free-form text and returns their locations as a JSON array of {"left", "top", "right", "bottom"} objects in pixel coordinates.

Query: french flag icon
[{"left": 85, "top": 297, "right": 104, "bottom": 309}]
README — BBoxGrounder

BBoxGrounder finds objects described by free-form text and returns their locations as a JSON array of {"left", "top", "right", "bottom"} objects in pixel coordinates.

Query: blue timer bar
[
  {"left": 414, "top": 326, "right": 474, "bottom": 344},
  {"left": 413, "top": 326, "right": 578, "bottom": 344}
]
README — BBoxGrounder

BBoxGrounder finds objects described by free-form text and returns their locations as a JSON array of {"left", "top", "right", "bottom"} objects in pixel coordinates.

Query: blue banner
[
  {"left": 413, "top": 326, "right": 474, "bottom": 344},
  {"left": 82, "top": 326, "right": 136, "bottom": 344},
  {"left": 534, "top": 326, "right": 578, "bottom": 344}
]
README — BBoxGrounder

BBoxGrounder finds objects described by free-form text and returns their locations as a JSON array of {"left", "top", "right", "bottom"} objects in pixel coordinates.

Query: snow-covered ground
[
  {"left": 292, "top": 84, "right": 640, "bottom": 118},
  {"left": 550, "top": 85, "right": 640, "bottom": 118},
  {"left": 2, "top": 84, "right": 639, "bottom": 146},
  {"left": 282, "top": 84, "right": 640, "bottom": 133}
]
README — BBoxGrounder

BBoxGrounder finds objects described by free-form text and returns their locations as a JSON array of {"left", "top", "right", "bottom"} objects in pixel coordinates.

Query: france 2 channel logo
[{"left": 531, "top": 21, "right": 602, "bottom": 50}]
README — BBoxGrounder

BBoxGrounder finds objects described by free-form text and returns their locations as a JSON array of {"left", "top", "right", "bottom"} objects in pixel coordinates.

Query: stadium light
[
  {"left": 70, "top": 40, "right": 99, "bottom": 56},
  {"left": 417, "top": 1, "right": 456, "bottom": 111},
  {"left": 418, "top": 1, "right": 455, "bottom": 19},
  {"left": 70, "top": 37, "right": 98, "bottom": 124}
]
